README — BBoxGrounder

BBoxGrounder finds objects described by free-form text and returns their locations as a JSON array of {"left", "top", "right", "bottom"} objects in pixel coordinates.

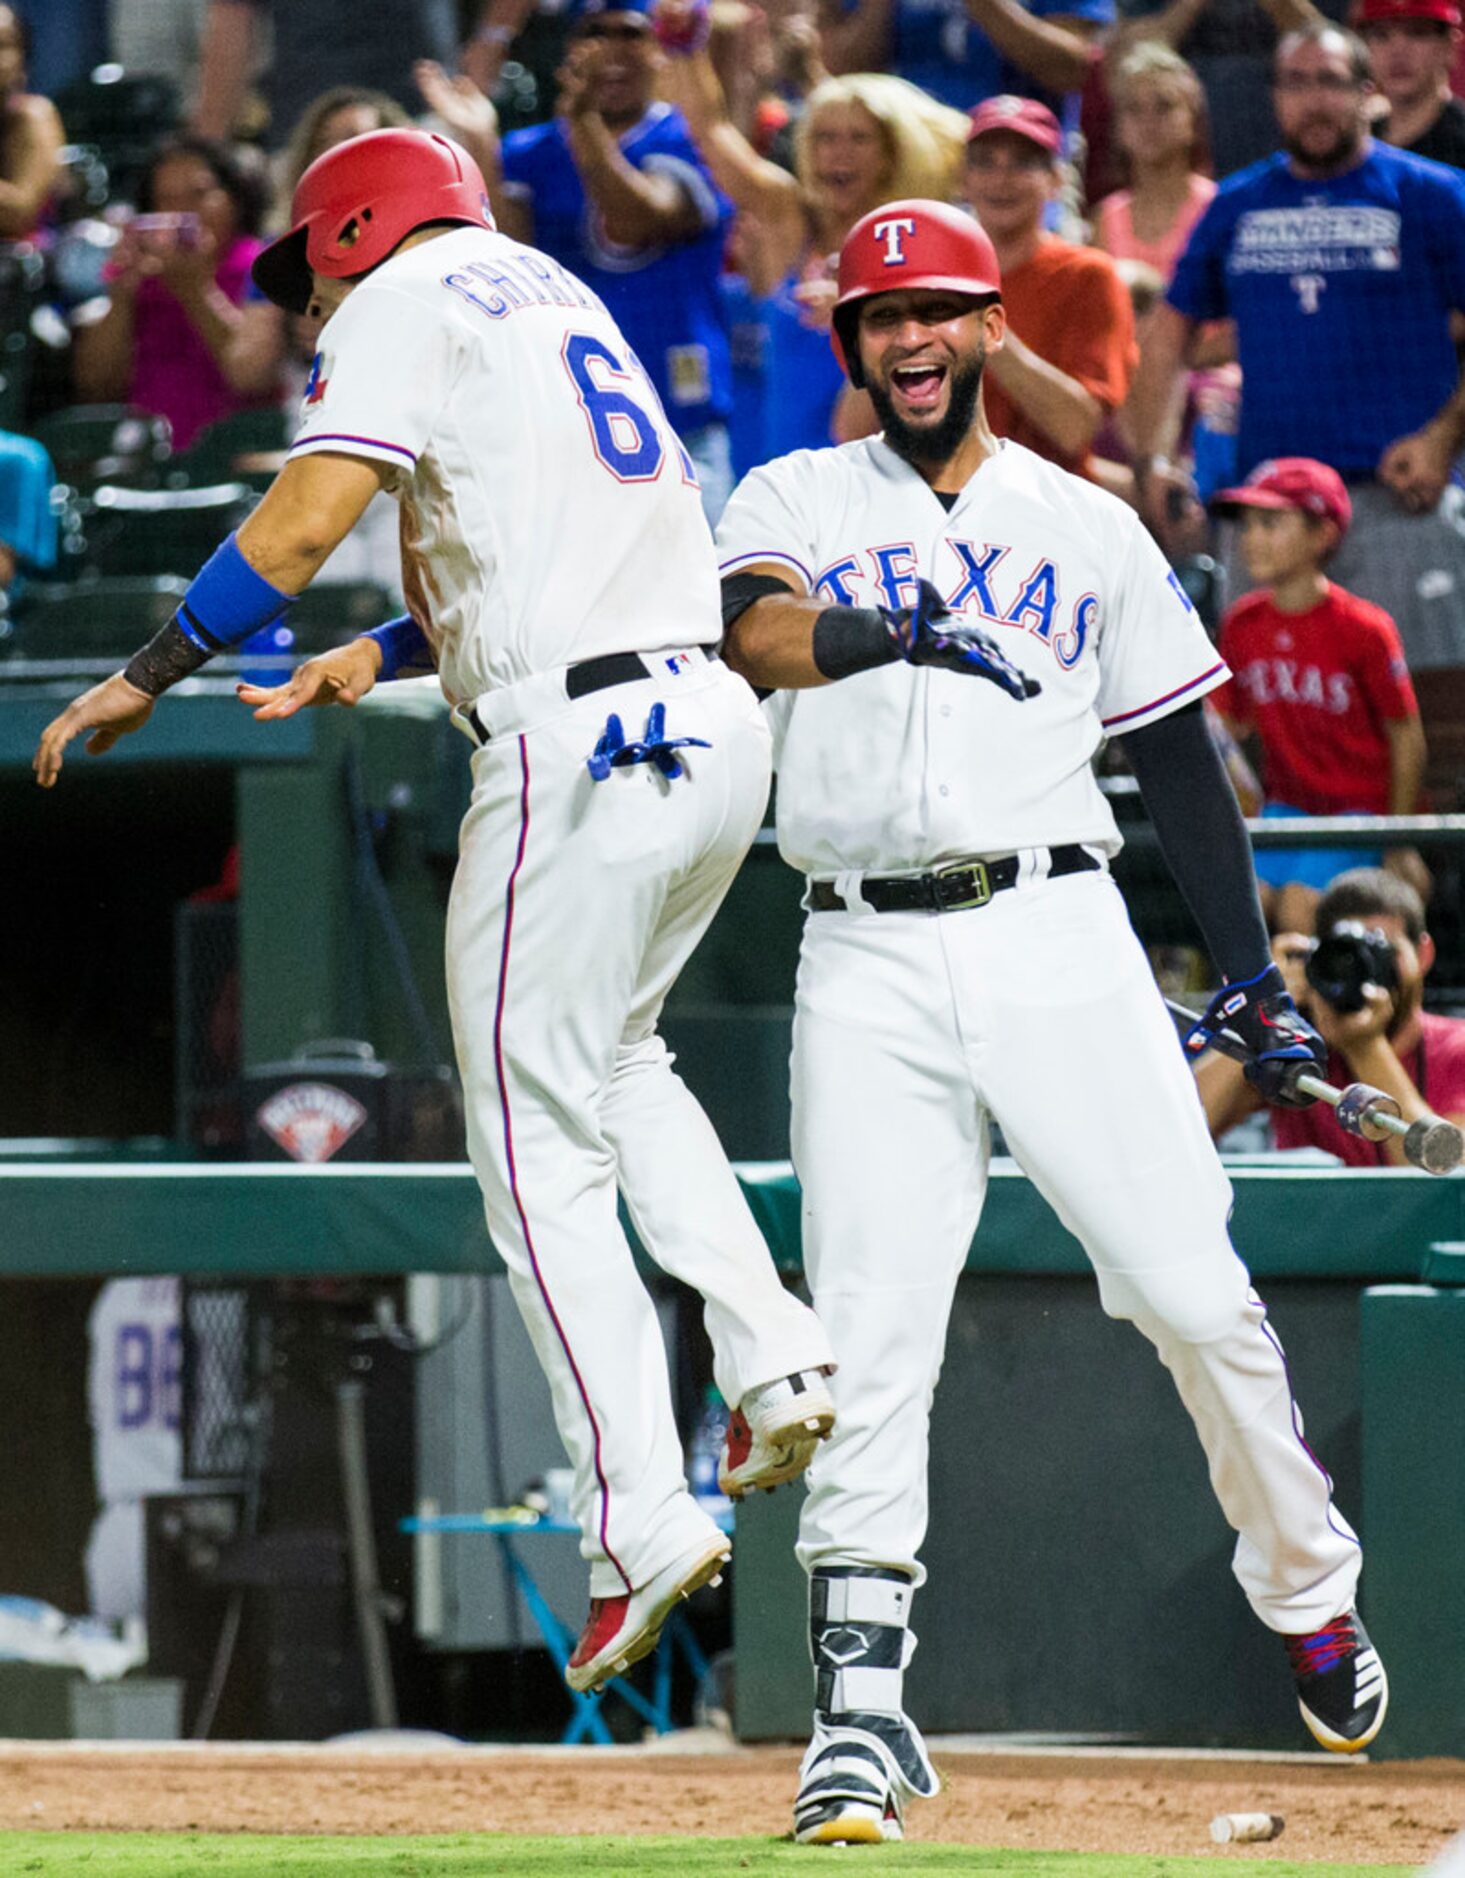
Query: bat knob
[{"left": 1404, "top": 1116, "right": 1465, "bottom": 1177}]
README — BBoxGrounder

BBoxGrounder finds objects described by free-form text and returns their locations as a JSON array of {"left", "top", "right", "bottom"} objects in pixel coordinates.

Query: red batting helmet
[
  {"left": 831, "top": 199, "right": 1002, "bottom": 388},
  {"left": 252, "top": 129, "right": 494, "bottom": 314}
]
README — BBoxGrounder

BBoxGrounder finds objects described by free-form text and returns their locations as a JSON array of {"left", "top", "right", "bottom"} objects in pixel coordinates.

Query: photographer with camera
[{"left": 1197, "top": 867, "right": 1465, "bottom": 1165}]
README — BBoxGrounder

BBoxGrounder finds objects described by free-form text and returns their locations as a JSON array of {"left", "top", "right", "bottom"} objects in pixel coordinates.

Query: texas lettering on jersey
[
  {"left": 814, "top": 535, "right": 1107, "bottom": 671},
  {"left": 1233, "top": 658, "right": 1356, "bottom": 715}
]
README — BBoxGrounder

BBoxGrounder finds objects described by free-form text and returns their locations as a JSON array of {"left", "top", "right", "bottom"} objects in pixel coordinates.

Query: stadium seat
[
  {"left": 0, "top": 244, "right": 43, "bottom": 433},
  {"left": 171, "top": 408, "right": 290, "bottom": 492},
  {"left": 33, "top": 405, "right": 173, "bottom": 492},
  {"left": 3, "top": 574, "right": 187, "bottom": 664},
  {"left": 54, "top": 144, "right": 111, "bottom": 222},
  {"left": 78, "top": 482, "right": 254, "bottom": 579},
  {"left": 52, "top": 68, "right": 182, "bottom": 202}
]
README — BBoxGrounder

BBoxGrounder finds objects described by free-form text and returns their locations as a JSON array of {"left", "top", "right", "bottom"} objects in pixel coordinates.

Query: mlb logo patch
[{"left": 664, "top": 652, "right": 692, "bottom": 675}]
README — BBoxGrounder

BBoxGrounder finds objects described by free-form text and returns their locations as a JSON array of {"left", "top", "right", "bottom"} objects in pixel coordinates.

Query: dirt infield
[{"left": 0, "top": 1743, "right": 1459, "bottom": 1865}]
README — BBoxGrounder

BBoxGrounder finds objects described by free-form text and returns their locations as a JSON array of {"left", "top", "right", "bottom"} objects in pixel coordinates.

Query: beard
[
  {"left": 867, "top": 352, "right": 986, "bottom": 468},
  {"left": 1281, "top": 119, "right": 1364, "bottom": 173}
]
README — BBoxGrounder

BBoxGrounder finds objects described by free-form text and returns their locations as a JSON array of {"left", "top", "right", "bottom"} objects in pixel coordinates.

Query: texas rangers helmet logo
[{"left": 873, "top": 216, "right": 918, "bottom": 267}]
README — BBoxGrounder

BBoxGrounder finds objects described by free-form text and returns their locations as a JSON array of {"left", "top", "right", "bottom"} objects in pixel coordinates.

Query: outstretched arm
[
  {"left": 721, "top": 566, "right": 1039, "bottom": 696},
  {"left": 962, "top": 0, "right": 1100, "bottom": 93},
  {"left": 33, "top": 453, "right": 385, "bottom": 785},
  {"left": 818, "top": 0, "right": 896, "bottom": 75},
  {"left": 654, "top": 10, "right": 805, "bottom": 233},
  {"left": 191, "top": 0, "right": 261, "bottom": 138},
  {"left": 0, "top": 93, "right": 63, "bottom": 238}
]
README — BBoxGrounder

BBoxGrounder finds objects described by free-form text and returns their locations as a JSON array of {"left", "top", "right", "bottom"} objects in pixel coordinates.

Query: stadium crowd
[{"left": 10, "top": 0, "right": 1465, "bottom": 1152}]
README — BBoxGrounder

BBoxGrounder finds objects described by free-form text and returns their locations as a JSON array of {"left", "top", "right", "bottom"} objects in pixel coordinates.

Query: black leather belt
[
  {"left": 808, "top": 844, "right": 1100, "bottom": 914},
  {"left": 464, "top": 645, "right": 718, "bottom": 744},
  {"left": 565, "top": 649, "right": 659, "bottom": 699}
]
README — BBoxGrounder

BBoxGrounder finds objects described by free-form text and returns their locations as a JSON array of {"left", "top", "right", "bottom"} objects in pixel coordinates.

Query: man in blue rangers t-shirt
[
  {"left": 481, "top": 0, "right": 735, "bottom": 520},
  {"left": 1129, "top": 21, "right": 1465, "bottom": 673}
]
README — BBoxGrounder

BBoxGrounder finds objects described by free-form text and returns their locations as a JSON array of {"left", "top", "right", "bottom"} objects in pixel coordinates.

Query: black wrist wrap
[
  {"left": 811, "top": 605, "right": 900, "bottom": 681},
  {"left": 123, "top": 619, "right": 213, "bottom": 698}
]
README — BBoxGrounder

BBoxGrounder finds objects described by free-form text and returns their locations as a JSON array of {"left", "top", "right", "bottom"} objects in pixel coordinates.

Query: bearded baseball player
[
  {"left": 33, "top": 128, "right": 843, "bottom": 1694},
  {"left": 715, "top": 199, "right": 1387, "bottom": 1845}
]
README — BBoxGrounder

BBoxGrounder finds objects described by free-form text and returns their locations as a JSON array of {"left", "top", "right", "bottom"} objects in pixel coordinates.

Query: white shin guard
[{"left": 796, "top": 1565, "right": 939, "bottom": 1840}]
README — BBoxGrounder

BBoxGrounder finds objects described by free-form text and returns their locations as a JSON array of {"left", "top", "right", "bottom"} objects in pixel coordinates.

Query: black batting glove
[
  {"left": 885, "top": 580, "right": 1040, "bottom": 703},
  {"left": 1183, "top": 964, "right": 1327, "bottom": 1108}
]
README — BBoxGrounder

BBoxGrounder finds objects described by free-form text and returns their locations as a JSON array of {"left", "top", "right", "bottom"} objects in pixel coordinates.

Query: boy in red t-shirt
[{"left": 1210, "top": 457, "right": 1427, "bottom": 933}]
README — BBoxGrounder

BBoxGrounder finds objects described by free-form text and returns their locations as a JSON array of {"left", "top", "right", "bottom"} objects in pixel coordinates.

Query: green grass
[{"left": 0, "top": 1836, "right": 1422, "bottom": 1878}]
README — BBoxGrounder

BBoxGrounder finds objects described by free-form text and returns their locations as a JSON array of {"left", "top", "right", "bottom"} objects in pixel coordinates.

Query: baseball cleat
[
  {"left": 796, "top": 1796, "right": 903, "bottom": 1846},
  {"left": 565, "top": 1534, "right": 730, "bottom": 1694},
  {"left": 794, "top": 1725, "right": 915, "bottom": 1845},
  {"left": 719, "top": 1368, "right": 836, "bottom": 1500},
  {"left": 1284, "top": 1609, "right": 1389, "bottom": 1752}
]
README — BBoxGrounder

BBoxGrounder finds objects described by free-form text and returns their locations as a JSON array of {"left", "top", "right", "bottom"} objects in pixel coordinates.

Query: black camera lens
[{"left": 1304, "top": 921, "right": 1398, "bottom": 1015}]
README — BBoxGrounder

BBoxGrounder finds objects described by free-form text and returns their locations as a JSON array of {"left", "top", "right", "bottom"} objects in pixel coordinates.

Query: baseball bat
[{"left": 1166, "top": 997, "right": 1464, "bottom": 1176}]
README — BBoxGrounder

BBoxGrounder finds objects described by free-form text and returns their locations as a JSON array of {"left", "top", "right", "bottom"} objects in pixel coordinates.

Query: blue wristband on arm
[
  {"left": 363, "top": 613, "right": 432, "bottom": 681},
  {"left": 176, "top": 532, "right": 294, "bottom": 652}
]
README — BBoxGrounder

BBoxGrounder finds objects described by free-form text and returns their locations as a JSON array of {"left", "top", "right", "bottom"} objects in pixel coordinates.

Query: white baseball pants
[
  {"left": 447, "top": 657, "right": 834, "bottom": 1598},
  {"left": 792, "top": 865, "right": 1361, "bottom": 1635}
]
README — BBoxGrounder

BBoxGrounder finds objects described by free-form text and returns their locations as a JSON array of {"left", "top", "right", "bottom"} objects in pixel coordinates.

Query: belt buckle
[{"left": 933, "top": 859, "right": 991, "bottom": 911}]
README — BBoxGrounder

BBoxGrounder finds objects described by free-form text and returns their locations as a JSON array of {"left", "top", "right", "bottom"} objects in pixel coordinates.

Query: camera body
[{"left": 1304, "top": 920, "right": 1398, "bottom": 1015}]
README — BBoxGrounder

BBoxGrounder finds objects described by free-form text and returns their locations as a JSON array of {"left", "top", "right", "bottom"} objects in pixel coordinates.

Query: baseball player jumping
[
  {"left": 34, "top": 128, "right": 839, "bottom": 1694},
  {"left": 715, "top": 200, "right": 1386, "bottom": 1844}
]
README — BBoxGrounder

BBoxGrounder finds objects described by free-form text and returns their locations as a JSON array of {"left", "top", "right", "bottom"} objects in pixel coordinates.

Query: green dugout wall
[{"left": 0, "top": 1161, "right": 1459, "bottom": 1757}]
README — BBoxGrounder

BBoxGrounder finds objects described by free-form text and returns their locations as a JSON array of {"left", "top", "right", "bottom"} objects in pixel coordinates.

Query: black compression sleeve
[
  {"left": 811, "top": 605, "right": 900, "bottom": 680},
  {"left": 1119, "top": 701, "right": 1271, "bottom": 983},
  {"left": 123, "top": 619, "right": 213, "bottom": 698},
  {"left": 720, "top": 571, "right": 797, "bottom": 634}
]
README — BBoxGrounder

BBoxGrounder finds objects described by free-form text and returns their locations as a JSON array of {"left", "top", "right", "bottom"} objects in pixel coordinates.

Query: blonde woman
[{"left": 655, "top": 15, "right": 968, "bottom": 451}]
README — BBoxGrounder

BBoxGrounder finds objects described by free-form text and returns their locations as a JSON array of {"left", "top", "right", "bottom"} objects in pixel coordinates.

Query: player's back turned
[{"left": 287, "top": 222, "right": 720, "bottom": 705}]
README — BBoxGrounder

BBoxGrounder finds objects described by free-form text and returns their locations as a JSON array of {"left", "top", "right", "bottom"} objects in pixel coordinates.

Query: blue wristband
[
  {"left": 364, "top": 613, "right": 432, "bottom": 681},
  {"left": 176, "top": 532, "right": 294, "bottom": 653}
]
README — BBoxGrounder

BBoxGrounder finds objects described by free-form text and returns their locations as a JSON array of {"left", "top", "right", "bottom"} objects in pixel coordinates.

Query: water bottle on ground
[{"left": 687, "top": 1384, "right": 731, "bottom": 1514}]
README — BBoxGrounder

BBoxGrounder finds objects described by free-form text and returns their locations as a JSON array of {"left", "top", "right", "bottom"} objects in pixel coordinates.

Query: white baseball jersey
[
  {"left": 292, "top": 225, "right": 834, "bottom": 1611},
  {"left": 87, "top": 1277, "right": 182, "bottom": 1504},
  {"left": 715, "top": 438, "right": 1228, "bottom": 877},
  {"left": 288, "top": 224, "right": 719, "bottom": 704},
  {"left": 723, "top": 432, "right": 1363, "bottom": 1794}
]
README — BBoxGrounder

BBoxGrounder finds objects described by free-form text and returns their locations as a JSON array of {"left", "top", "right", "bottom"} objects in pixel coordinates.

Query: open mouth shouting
[{"left": 888, "top": 358, "right": 949, "bottom": 417}]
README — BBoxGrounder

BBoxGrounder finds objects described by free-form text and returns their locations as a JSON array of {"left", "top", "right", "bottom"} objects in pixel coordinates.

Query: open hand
[
  {"left": 893, "top": 581, "right": 1039, "bottom": 701},
  {"left": 236, "top": 638, "right": 382, "bottom": 720},
  {"left": 555, "top": 45, "right": 598, "bottom": 125},
  {"left": 415, "top": 59, "right": 500, "bottom": 143},
  {"left": 33, "top": 672, "right": 155, "bottom": 787}
]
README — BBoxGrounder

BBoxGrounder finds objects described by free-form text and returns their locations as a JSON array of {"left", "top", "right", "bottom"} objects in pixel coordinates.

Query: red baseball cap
[
  {"left": 1212, "top": 458, "right": 1353, "bottom": 537},
  {"left": 966, "top": 94, "right": 1063, "bottom": 156},
  {"left": 1353, "top": 0, "right": 1461, "bottom": 28}
]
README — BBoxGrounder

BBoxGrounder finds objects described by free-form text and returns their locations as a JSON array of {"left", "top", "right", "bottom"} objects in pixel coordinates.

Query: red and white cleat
[
  {"left": 719, "top": 1368, "right": 836, "bottom": 1500},
  {"left": 565, "top": 1534, "right": 730, "bottom": 1694}
]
